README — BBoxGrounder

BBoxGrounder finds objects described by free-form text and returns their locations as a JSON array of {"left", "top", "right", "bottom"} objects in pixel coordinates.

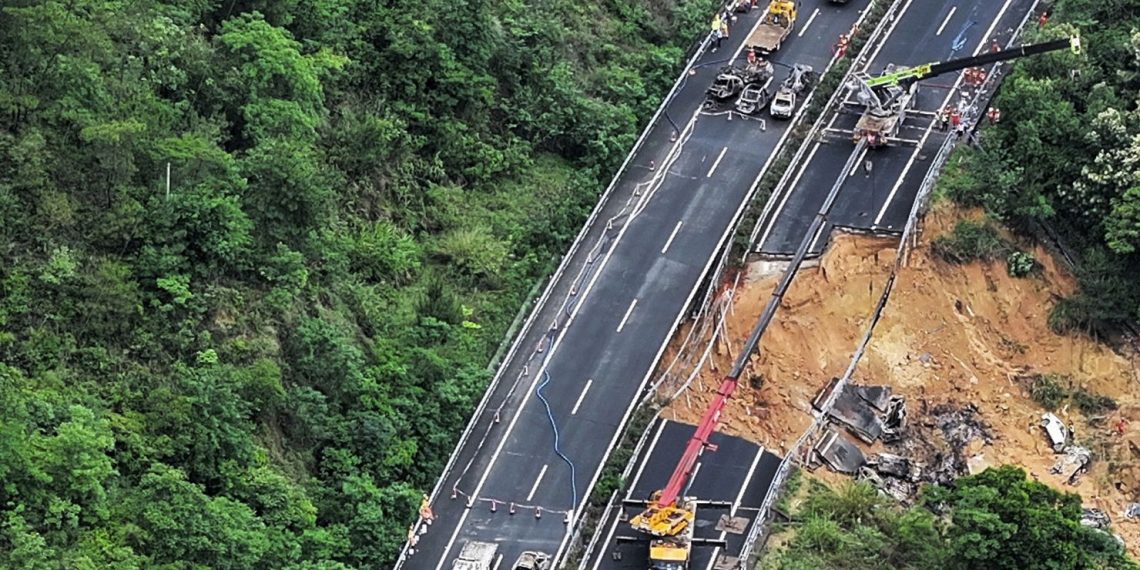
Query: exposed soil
[{"left": 663, "top": 203, "right": 1140, "bottom": 552}]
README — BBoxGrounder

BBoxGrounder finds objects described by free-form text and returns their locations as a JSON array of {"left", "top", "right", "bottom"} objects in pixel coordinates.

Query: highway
[
  {"left": 753, "top": 0, "right": 1038, "bottom": 257},
  {"left": 397, "top": 2, "right": 869, "bottom": 568},
  {"left": 583, "top": 420, "right": 781, "bottom": 570}
]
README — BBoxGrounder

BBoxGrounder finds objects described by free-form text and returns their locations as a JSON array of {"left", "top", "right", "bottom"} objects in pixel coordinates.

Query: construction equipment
[
  {"left": 847, "top": 35, "right": 1081, "bottom": 147},
  {"left": 769, "top": 64, "right": 816, "bottom": 119},
  {"left": 746, "top": 0, "right": 797, "bottom": 54},
  {"left": 451, "top": 541, "right": 499, "bottom": 570}
]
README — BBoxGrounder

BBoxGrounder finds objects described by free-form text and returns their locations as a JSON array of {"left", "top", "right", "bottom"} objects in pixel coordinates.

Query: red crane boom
[{"left": 656, "top": 374, "right": 739, "bottom": 507}]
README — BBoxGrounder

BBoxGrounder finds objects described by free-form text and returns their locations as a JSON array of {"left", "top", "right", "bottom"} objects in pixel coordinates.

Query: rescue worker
[
  {"left": 987, "top": 106, "right": 1001, "bottom": 123},
  {"left": 711, "top": 13, "right": 723, "bottom": 52},
  {"left": 1038, "top": 10, "right": 1049, "bottom": 29},
  {"left": 834, "top": 33, "right": 849, "bottom": 58},
  {"left": 950, "top": 109, "right": 961, "bottom": 130},
  {"left": 940, "top": 107, "right": 951, "bottom": 132},
  {"left": 747, "top": 47, "right": 757, "bottom": 66},
  {"left": 991, "top": 38, "right": 1002, "bottom": 53}
]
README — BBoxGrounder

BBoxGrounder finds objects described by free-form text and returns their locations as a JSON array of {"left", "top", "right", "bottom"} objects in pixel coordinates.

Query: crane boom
[{"left": 865, "top": 35, "right": 1080, "bottom": 89}]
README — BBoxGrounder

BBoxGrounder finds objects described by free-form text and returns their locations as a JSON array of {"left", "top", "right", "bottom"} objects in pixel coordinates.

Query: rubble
[
  {"left": 1080, "top": 508, "right": 1111, "bottom": 530},
  {"left": 813, "top": 428, "right": 866, "bottom": 474},
  {"left": 1126, "top": 504, "right": 1140, "bottom": 519},
  {"left": 887, "top": 402, "right": 993, "bottom": 487},
  {"left": 819, "top": 381, "right": 905, "bottom": 444},
  {"left": 1050, "top": 446, "right": 1091, "bottom": 485}
]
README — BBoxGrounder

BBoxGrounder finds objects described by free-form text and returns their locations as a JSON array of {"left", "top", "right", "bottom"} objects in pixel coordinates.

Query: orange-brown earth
[{"left": 663, "top": 204, "right": 1140, "bottom": 552}]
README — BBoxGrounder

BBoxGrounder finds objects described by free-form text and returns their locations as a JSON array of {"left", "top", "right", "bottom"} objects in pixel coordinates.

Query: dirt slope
[{"left": 665, "top": 204, "right": 1140, "bottom": 551}]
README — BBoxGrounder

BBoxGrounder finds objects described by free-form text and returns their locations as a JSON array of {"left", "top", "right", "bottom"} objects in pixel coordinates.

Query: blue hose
[{"left": 534, "top": 331, "right": 579, "bottom": 509}]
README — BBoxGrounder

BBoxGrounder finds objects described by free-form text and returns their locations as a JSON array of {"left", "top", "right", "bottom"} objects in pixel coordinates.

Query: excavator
[{"left": 846, "top": 34, "right": 1081, "bottom": 147}]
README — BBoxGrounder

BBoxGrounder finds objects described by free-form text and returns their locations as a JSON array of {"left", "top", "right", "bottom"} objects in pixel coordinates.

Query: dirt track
[{"left": 664, "top": 204, "right": 1140, "bottom": 552}]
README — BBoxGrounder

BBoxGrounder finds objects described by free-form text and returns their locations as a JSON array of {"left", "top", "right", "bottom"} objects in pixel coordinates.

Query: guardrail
[
  {"left": 393, "top": 14, "right": 721, "bottom": 569},
  {"left": 736, "top": 1, "right": 1047, "bottom": 563}
]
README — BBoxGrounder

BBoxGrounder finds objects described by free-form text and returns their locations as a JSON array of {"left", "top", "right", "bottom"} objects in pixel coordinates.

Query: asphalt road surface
[
  {"left": 753, "top": 0, "right": 1038, "bottom": 257},
  {"left": 584, "top": 420, "right": 781, "bottom": 570},
  {"left": 398, "top": 2, "right": 869, "bottom": 568}
]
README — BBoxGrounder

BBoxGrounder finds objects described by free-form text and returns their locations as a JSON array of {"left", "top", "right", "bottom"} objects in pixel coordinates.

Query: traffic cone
[
  {"left": 509, "top": 502, "right": 517, "bottom": 515},
  {"left": 451, "top": 488, "right": 457, "bottom": 500},
  {"left": 490, "top": 500, "right": 497, "bottom": 513},
  {"left": 671, "top": 130, "right": 678, "bottom": 142},
  {"left": 649, "top": 160, "right": 656, "bottom": 171},
  {"left": 535, "top": 506, "right": 543, "bottom": 519},
  {"left": 563, "top": 511, "right": 571, "bottom": 525}
]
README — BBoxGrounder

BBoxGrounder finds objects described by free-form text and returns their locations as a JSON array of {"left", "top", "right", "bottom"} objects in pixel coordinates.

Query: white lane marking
[
  {"left": 756, "top": 142, "right": 821, "bottom": 249},
  {"left": 873, "top": 0, "right": 1017, "bottom": 227},
  {"left": 937, "top": 6, "right": 958, "bottom": 36},
  {"left": 492, "top": 554, "right": 504, "bottom": 570},
  {"left": 689, "top": 462, "right": 703, "bottom": 488},
  {"left": 706, "top": 146, "right": 729, "bottom": 178},
  {"left": 661, "top": 220, "right": 684, "bottom": 254},
  {"left": 616, "top": 299, "right": 638, "bottom": 333},
  {"left": 571, "top": 379, "right": 594, "bottom": 415},
  {"left": 527, "top": 464, "right": 549, "bottom": 501},
  {"left": 848, "top": 145, "right": 868, "bottom": 177},
  {"left": 798, "top": 8, "right": 821, "bottom": 38},
  {"left": 436, "top": 8, "right": 773, "bottom": 568},
  {"left": 704, "top": 447, "right": 765, "bottom": 570},
  {"left": 864, "top": 0, "right": 917, "bottom": 67},
  {"left": 591, "top": 421, "right": 668, "bottom": 570}
]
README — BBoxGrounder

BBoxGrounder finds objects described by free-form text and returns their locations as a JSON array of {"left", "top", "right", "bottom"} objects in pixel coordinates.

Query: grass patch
[
  {"left": 932, "top": 220, "right": 1010, "bottom": 263},
  {"left": 1072, "top": 388, "right": 1117, "bottom": 417},
  {"left": 1028, "top": 373, "right": 1068, "bottom": 410}
]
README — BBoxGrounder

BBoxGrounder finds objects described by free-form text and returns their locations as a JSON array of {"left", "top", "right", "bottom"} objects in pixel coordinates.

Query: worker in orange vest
[
  {"left": 987, "top": 106, "right": 1001, "bottom": 123},
  {"left": 1038, "top": 10, "right": 1049, "bottom": 28},
  {"left": 747, "top": 47, "right": 757, "bottom": 66},
  {"left": 991, "top": 38, "right": 1002, "bottom": 53},
  {"left": 834, "top": 33, "right": 849, "bottom": 58},
  {"left": 950, "top": 109, "right": 961, "bottom": 129}
]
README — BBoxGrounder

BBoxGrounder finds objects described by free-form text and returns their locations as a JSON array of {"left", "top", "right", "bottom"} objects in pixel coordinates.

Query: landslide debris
[{"left": 664, "top": 204, "right": 1140, "bottom": 553}]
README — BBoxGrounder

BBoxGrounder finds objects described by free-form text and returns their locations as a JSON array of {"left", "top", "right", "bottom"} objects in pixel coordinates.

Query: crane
[
  {"left": 627, "top": 281, "right": 789, "bottom": 567},
  {"left": 848, "top": 35, "right": 1081, "bottom": 146}
]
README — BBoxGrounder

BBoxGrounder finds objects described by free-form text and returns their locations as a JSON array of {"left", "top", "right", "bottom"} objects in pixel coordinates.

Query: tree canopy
[
  {"left": 764, "top": 467, "right": 1136, "bottom": 570},
  {"left": 0, "top": 0, "right": 717, "bottom": 566},
  {"left": 941, "top": 0, "right": 1140, "bottom": 334}
]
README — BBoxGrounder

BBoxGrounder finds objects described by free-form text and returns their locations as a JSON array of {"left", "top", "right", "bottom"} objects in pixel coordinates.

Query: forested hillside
[
  {"left": 0, "top": 0, "right": 716, "bottom": 567},
  {"left": 944, "top": 0, "right": 1140, "bottom": 333}
]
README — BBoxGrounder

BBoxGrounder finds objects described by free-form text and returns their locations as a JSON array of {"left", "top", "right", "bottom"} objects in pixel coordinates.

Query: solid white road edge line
[{"left": 590, "top": 420, "right": 668, "bottom": 570}]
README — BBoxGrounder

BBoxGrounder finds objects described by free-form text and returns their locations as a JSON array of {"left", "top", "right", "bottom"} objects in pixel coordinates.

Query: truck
[
  {"left": 746, "top": 0, "right": 797, "bottom": 54},
  {"left": 768, "top": 64, "right": 815, "bottom": 119},
  {"left": 452, "top": 541, "right": 499, "bottom": 570}
]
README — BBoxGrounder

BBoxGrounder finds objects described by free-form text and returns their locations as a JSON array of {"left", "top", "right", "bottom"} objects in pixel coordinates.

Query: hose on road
[{"left": 534, "top": 331, "right": 579, "bottom": 510}]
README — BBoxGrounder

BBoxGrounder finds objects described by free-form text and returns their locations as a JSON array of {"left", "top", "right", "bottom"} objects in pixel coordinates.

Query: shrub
[
  {"left": 1072, "top": 389, "right": 1117, "bottom": 417},
  {"left": 1028, "top": 374, "right": 1068, "bottom": 410},
  {"left": 932, "top": 220, "right": 1009, "bottom": 263},
  {"left": 1006, "top": 250, "right": 1037, "bottom": 277}
]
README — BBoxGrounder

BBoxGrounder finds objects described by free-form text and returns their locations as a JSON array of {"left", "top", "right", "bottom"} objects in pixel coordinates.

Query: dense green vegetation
[
  {"left": 941, "top": 0, "right": 1140, "bottom": 336},
  {"left": 763, "top": 466, "right": 1137, "bottom": 570},
  {"left": 0, "top": 0, "right": 719, "bottom": 566}
]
